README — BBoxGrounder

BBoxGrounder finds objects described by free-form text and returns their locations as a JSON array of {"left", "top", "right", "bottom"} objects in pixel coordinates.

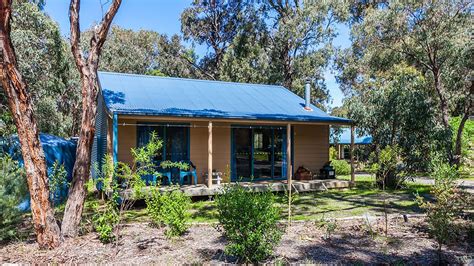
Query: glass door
[
  {"left": 232, "top": 128, "right": 252, "bottom": 179},
  {"left": 253, "top": 128, "right": 272, "bottom": 179},
  {"left": 231, "top": 126, "right": 287, "bottom": 181}
]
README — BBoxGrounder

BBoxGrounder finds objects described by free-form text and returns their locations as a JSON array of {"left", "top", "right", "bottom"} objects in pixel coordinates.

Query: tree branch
[{"left": 69, "top": 0, "right": 84, "bottom": 72}]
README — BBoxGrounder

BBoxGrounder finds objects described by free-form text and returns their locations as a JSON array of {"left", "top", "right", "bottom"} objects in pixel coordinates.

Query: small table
[{"left": 204, "top": 171, "right": 223, "bottom": 185}]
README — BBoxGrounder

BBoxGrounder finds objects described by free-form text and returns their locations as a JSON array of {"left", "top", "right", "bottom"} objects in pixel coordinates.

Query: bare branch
[{"left": 93, "top": 0, "right": 122, "bottom": 53}]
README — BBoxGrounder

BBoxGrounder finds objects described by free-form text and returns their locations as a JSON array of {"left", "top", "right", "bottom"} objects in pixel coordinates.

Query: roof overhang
[{"left": 112, "top": 112, "right": 353, "bottom": 126}]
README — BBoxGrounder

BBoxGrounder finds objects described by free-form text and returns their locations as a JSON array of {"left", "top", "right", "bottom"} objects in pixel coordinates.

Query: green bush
[
  {"left": 0, "top": 155, "right": 28, "bottom": 242},
  {"left": 216, "top": 183, "right": 282, "bottom": 262},
  {"left": 370, "top": 145, "right": 406, "bottom": 189},
  {"left": 145, "top": 187, "right": 163, "bottom": 226},
  {"left": 329, "top": 146, "right": 337, "bottom": 161},
  {"left": 146, "top": 186, "right": 191, "bottom": 238},
  {"left": 92, "top": 200, "right": 119, "bottom": 243},
  {"left": 49, "top": 161, "right": 68, "bottom": 206},
  {"left": 330, "top": 159, "right": 350, "bottom": 175}
]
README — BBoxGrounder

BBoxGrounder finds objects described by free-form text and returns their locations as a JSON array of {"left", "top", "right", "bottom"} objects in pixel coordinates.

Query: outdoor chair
[
  {"left": 142, "top": 168, "right": 172, "bottom": 186},
  {"left": 179, "top": 161, "right": 198, "bottom": 185}
]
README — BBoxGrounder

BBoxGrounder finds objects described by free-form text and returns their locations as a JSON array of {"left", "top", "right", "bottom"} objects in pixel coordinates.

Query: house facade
[{"left": 92, "top": 72, "right": 353, "bottom": 186}]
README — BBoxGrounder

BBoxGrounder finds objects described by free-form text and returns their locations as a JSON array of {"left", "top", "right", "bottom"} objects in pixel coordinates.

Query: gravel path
[
  {"left": 0, "top": 217, "right": 471, "bottom": 264},
  {"left": 412, "top": 177, "right": 474, "bottom": 193}
]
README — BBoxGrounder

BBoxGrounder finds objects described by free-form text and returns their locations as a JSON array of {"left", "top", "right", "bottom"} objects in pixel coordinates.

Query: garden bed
[{"left": 0, "top": 217, "right": 471, "bottom": 264}]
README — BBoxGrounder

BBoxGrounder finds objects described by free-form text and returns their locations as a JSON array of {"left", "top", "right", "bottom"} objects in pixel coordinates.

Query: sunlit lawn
[{"left": 78, "top": 174, "right": 432, "bottom": 224}]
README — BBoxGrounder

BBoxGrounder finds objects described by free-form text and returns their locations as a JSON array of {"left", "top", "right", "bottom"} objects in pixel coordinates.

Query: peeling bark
[
  {"left": 61, "top": 0, "right": 122, "bottom": 237},
  {"left": 0, "top": 0, "right": 61, "bottom": 249}
]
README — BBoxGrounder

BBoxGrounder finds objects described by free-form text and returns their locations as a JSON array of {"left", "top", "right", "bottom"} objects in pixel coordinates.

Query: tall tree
[
  {"left": 181, "top": 0, "right": 253, "bottom": 79},
  {"left": 263, "top": 0, "right": 345, "bottom": 107},
  {"left": 0, "top": 0, "right": 61, "bottom": 248},
  {"left": 337, "top": 0, "right": 472, "bottom": 164},
  {"left": 1, "top": 1, "right": 80, "bottom": 138},
  {"left": 87, "top": 26, "right": 200, "bottom": 78},
  {"left": 61, "top": 0, "right": 122, "bottom": 237}
]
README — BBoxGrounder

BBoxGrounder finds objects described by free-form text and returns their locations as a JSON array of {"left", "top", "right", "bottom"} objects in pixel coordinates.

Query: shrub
[
  {"left": 92, "top": 200, "right": 119, "bottom": 243},
  {"left": 329, "top": 146, "right": 337, "bottom": 161},
  {"left": 49, "top": 161, "right": 68, "bottom": 206},
  {"left": 0, "top": 155, "right": 28, "bottom": 242},
  {"left": 330, "top": 159, "right": 350, "bottom": 175},
  {"left": 146, "top": 186, "right": 190, "bottom": 238},
  {"left": 145, "top": 187, "right": 163, "bottom": 226},
  {"left": 370, "top": 145, "right": 406, "bottom": 189},
  {"left": 416, "top": 161, "right": 470, "bottom": 263},
  {"left": 216, "top": 183, "right": 282, "bottom": 262}
]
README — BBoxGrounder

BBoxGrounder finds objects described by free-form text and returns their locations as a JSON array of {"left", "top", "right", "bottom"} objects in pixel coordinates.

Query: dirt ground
[{"left": 0, "top": 217, "right": 471, "bottom": 264}]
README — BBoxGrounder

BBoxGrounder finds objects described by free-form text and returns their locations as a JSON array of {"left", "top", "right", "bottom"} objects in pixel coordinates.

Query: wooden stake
[
  {"left": 286, "top": 123, "right": 292, "bottom": 225},
  {"left": 350, "top": 125, "right": 355, "bottom": 183}
]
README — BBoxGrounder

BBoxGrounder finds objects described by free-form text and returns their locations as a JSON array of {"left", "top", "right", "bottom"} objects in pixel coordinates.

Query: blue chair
[
  {"left": 179, "top": 169, "right": 198, "bottom": 185},
  {"left": 159, "top": 171, "right": 172, "bottom": 185},
  {"left": 179, "top": 160, "right": 198, "bottom": 185},
  {"left": 143, "top": 170, "right": 172, "bottom": 186}
]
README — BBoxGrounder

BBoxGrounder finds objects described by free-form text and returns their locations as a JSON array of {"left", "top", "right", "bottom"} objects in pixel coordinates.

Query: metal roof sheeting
[
  {"left": 98, "top": 72, "right": 352, "bottom": 124},
  {"left": 330, "top": 128, "right": 372, "bottom": 145}
]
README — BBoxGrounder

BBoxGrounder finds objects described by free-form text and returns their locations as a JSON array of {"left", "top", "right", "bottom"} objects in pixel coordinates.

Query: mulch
[{"left": 0, "top": 216, "right": 471, "bottom": 264}]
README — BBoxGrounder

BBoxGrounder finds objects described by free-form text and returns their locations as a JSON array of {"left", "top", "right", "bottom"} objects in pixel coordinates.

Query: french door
[{"left": 231, "top": 126, "right": 287, "bottom": 181}]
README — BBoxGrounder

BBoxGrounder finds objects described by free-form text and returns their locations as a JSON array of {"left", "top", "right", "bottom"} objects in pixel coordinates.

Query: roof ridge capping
[{"left": 98, "top": 71, "right": 286, "bottom": 89}]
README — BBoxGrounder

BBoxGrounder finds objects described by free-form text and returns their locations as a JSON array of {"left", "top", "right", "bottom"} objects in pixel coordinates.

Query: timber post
[
  {"left": 286, "top": 123, "right": 292, "bottom": 224},
  {"left": 350, "top": 125, "right": 355, "bottom": 183},
  {"left": 208, "top": 121, "right": 213, "bottom": 188},
  {"left": 112, "top": 112, "right": 118, "bottom": 165}
]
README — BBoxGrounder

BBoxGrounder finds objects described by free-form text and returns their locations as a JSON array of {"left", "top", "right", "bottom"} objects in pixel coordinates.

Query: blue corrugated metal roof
[
  {"left": 330, "top": 128, "right": 372, "bottom": 145},
  {"left": 98, "top": 72, "right": 352, "bottom": 124}
]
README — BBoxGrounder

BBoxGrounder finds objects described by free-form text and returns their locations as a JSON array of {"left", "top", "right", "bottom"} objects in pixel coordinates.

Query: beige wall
[
  {"left": 117, "top": 118, "right": 137, "bottom": 165},
  {"left": 190, "top": 122, "right": 230, "bottom": 183},
  {"left": 109, "top": 116, "right": 329, "bottom": 183},
  {"left": 293, "top": 124, "right": 329, "bottom": 174}
]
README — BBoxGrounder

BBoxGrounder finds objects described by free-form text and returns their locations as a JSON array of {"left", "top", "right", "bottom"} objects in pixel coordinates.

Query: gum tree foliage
[
  {"left": 82, "top": 25, "right": 201, "bottom": 78},
  {"left": 262, "top": 0, "right": 347, "bottom": 108},
  {"left": 181, "top": 0, "right": 348, "bottom": 109},
  {"left": 0, "top": 1, "right": 80, "bottom": 137},
  {"left": 0, "top": 154, "right": 28, "bottom": 242},
  {"left": 181, "top": 0, "right": 254, "bottom": 79},
  {"left": 347, "top": 65, "right": 438, "bottom": 172},
  {"left": 337, "top": 0, "right": 473, "bottom": 165}
]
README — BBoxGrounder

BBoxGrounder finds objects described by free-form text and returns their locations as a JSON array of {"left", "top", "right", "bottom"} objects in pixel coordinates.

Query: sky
[{"left": 43, "top": 0, "right": 351, "bottom": 108}]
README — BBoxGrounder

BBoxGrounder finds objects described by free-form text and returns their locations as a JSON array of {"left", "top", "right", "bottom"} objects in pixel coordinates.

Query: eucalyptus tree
[
  {"left": 83, "top": 25, "right": 201, "bottom": 79},
  {"left": 262, "top": 0, "right": 348, "bottom": 108},
  {"left": 348, "top": 65, "right": 438, "bottom": 171},
  {"left": 181, "top": 0, "right": 258, "bottom": 79},
  {"left": 61, "top": 0, "right": 122, "bottom": 238},
  {"left": 1, "top": 1, "right": 80, "bottom": 137},
  {"left": 0, "top": 0, "right": 62, "bottom": 248},
  {"left": 338, "top": 0, "right": 472, "bottom": 165}
]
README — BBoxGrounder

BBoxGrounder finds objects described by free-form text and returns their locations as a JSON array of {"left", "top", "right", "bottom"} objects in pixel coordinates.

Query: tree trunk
[
  {"left": 453, "top": 81, "right": 473, "bottom": 166},
  {"left": 433, "top": 68, "right": 454, "bottom": 163},
  {"left": 60, "top": 73, "right": 98, "bottom": 236},
  {"left": 0, "top": 0, "right": 61, "bottom": 249},
  {"left": 61, "top": 0, "right": 122, "bottom": 237}
]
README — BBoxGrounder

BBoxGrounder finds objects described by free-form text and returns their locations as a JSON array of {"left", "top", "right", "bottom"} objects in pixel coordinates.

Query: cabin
[
  {"left": 92, "top": 72, "right": 355, "bottom": 194},
  {"left": 330, "top": 128, "right": 372, "bottom": 160}
]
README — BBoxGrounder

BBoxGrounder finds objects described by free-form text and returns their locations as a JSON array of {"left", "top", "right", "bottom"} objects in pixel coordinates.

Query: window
[
  {"left": 137, "top": 123, "right": 190, "bottom": 164},
  {"left": 232, "top": 126, "right": 287, "bottom": 181}
]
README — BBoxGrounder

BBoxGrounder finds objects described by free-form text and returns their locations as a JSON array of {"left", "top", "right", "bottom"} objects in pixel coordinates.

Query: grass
[
  {"left": 275, "top": 175, "right": 431, "bottom": 220},
  {"left": 78, "top": 174, "right": 432, "bottom": 224}
]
